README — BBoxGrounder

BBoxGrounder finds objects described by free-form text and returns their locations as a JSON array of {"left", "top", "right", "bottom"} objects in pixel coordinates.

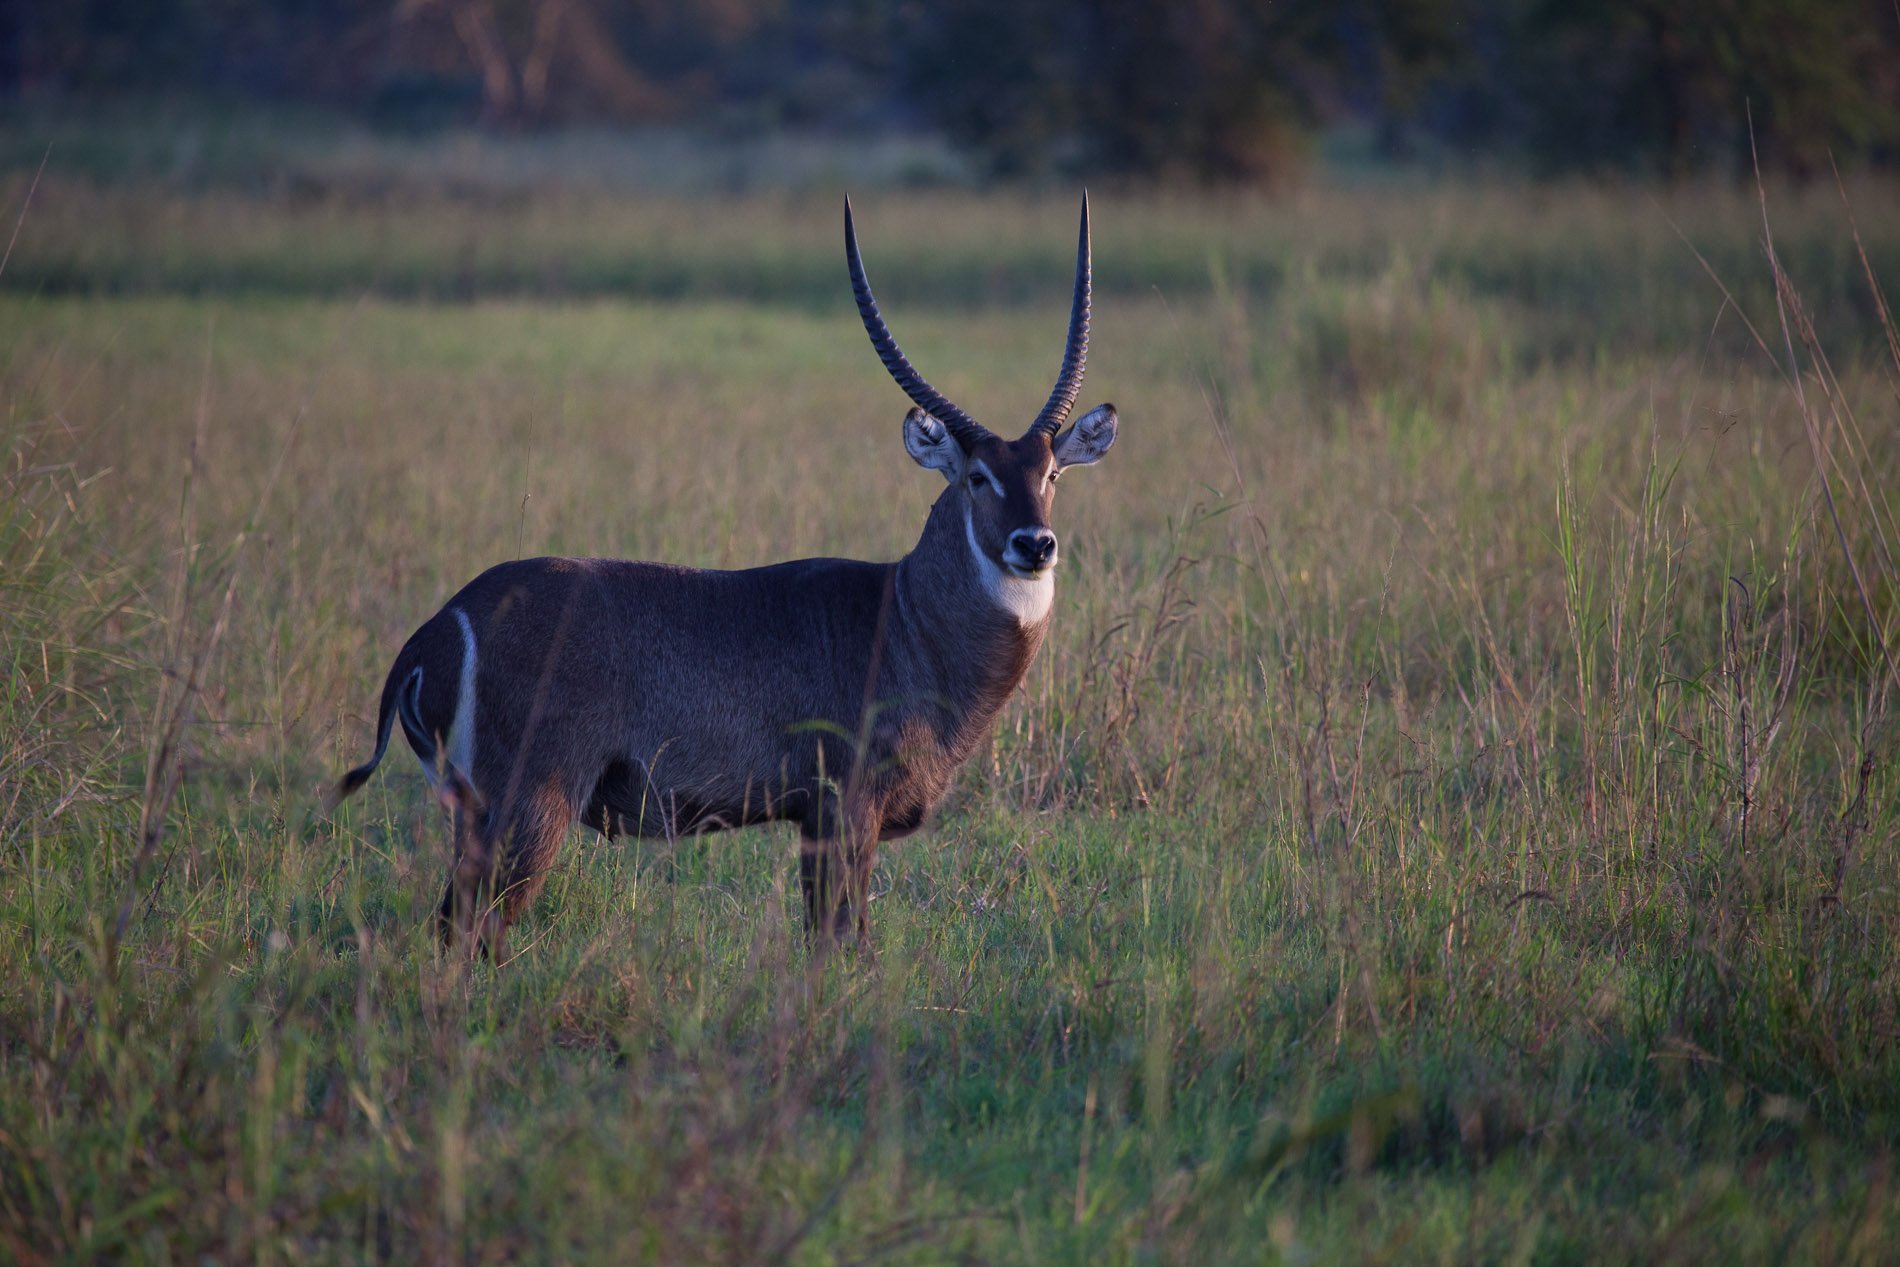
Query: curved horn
[
  {"left": 1027, "top": 191, "right": 1091, "bottom": 438},
  {"left": 845, "top": 197, "right": 991, "bottom": 448}
]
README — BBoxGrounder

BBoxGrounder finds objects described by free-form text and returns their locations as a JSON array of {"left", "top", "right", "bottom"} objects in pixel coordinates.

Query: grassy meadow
[{"left": 2, "top": 154, "right": 1899, "bottom": 1262}]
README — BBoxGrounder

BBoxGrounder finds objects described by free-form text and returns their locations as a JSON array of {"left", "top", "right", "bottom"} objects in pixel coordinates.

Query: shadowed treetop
[{"left": 6, "top": 0, "right": 1896, "bottom": 179}]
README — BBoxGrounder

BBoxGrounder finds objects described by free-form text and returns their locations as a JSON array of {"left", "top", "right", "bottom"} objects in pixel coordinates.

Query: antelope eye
[{"left": 968, "top": 472, "right": 988, "bottom": 490}]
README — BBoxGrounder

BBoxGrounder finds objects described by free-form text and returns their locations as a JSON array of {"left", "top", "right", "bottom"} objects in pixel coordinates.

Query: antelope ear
[
  {"left": 903, "top": 407, "right": 964, "bottom": 482},
  {"left": 1053, "top": 403, "right": 1117, "bottom": 469}
]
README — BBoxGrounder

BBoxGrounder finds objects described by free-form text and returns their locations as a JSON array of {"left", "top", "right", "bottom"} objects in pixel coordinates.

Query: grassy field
[{"left": 2, "top": 161, "right": 1898, "bottom": 1262}]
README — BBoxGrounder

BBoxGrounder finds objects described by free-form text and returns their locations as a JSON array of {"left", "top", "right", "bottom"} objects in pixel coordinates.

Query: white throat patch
[{"left": 964, "top": 504, "right": 1054, "bottom": 626}]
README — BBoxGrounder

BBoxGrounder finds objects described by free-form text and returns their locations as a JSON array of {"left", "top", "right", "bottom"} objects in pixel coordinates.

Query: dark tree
[
  {"left": 898, "top": 0, "right": 1468, "bottom": 181},
  {"left": 1505, "top": 0, "right": 1898, "bottom": 176},
  {"left": 7, "top": 0, "right": 1897, "bottom": 180}
]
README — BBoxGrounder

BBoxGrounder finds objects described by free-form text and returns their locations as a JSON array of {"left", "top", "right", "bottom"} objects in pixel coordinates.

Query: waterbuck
[{"left": 331, "top": 195, "right": 1118, "bottom": 955}]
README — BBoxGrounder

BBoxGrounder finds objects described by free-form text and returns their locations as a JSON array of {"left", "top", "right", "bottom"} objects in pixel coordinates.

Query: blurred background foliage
[{"left": 3, "top": 0, "right": 1895, "bottom": 183}]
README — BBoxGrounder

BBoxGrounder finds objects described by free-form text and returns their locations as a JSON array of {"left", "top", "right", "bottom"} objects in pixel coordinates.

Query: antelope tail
[{"left": 327, "top": 657, "right": 429, "bottom": 809}]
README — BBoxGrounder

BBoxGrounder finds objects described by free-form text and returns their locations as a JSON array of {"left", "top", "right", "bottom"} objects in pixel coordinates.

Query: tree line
[{"left": 8, "top": 0, "right": 1897, "bottom": 180}]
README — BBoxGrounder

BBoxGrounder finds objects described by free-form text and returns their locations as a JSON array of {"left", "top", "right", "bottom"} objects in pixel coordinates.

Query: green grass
[
  {"left": 4, "top": 169, "right": 1898, "bottom": 361},
  {"left": 1, "top": 173, "right": 1898, "bottom": 1262}
]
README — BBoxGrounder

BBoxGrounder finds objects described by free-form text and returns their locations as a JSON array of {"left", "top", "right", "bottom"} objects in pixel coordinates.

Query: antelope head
[{"left": 846, "top": 194, "right": 1118, "bottom": 601}]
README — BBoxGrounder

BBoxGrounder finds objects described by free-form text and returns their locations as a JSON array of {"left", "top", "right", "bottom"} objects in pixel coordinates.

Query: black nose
[{"left": 1010, "top": 527, "right": 1058, "bottom": 568}]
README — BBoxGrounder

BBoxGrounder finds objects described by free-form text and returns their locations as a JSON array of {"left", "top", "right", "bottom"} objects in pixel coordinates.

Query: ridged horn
[
  {"left": 1027, "top": 191, "right": 1091, "bottom": 438},
  {"left": 845, "top": 197, "right": 991, "bottom": 448}
]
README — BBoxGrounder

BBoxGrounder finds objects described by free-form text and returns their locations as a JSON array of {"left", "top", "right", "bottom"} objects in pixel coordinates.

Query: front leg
[{"left": 798, "top": 789, "right": 880, "bottom": 948}]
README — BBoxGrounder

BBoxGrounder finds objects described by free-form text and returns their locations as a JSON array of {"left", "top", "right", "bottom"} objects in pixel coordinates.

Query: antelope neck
[{"left": 893, "top": 489, "right": 1050, "bottom": 659}]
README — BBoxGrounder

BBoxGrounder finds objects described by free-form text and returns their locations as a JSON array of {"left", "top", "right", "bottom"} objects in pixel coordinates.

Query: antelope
[{"left": 331, "top": 195, "right": 1118, "bottom": 955}]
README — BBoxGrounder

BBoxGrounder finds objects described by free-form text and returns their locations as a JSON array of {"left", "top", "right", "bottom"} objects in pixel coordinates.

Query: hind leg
[
  {"left": 432, "top": 769, "right": 493, "bottom": 955},
  {"left": 440, "top": 772, "right": 575, "bottom": 961}
]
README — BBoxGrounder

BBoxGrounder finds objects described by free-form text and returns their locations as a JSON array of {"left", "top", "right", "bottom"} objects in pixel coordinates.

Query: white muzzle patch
[{"left": 965, "top": 504, "right": 1054, "bottom": 626}]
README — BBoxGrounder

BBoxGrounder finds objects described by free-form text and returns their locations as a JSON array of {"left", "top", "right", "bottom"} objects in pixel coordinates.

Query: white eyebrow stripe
[{"left": 971, "top": 458, "right": 1006, "bottom": 498}]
